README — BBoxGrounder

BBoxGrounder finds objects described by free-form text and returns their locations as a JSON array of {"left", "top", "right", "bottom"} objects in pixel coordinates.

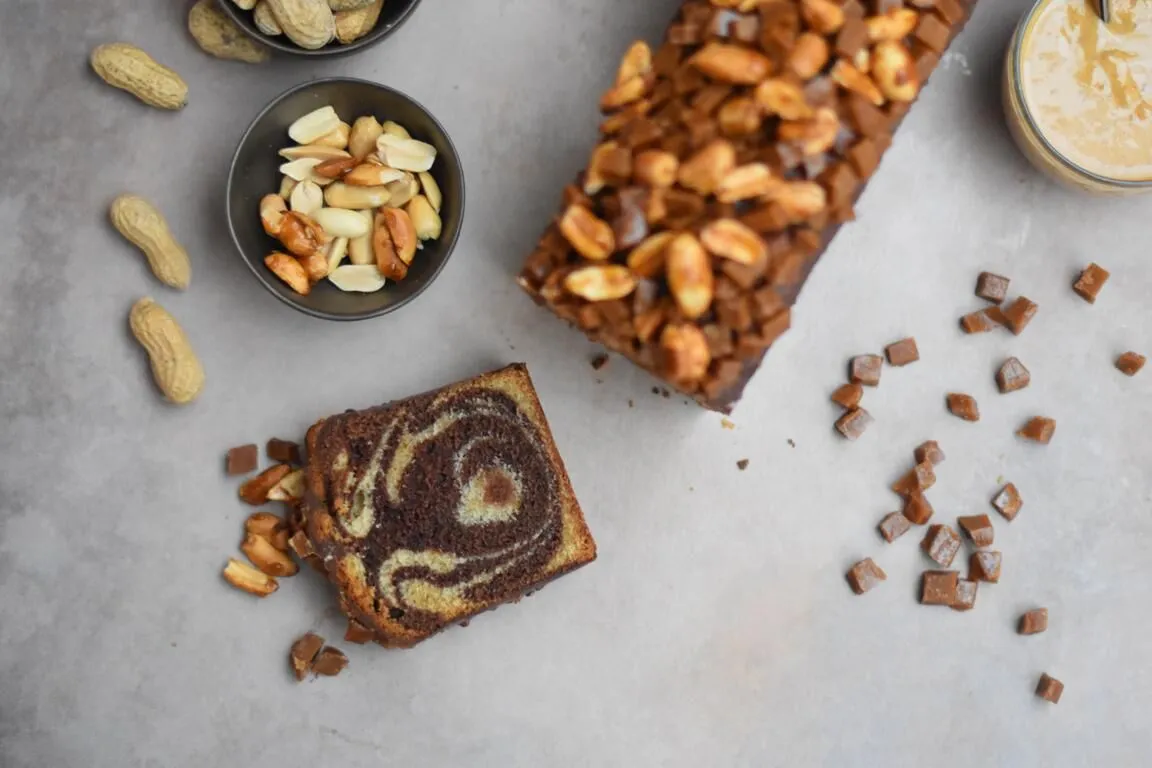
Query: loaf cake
[
  {"left": 519, "top": 0, "right": 978, "bottom": 411},
  {"left": 299, "top": 364, "right": 596, "bottom": 648}
]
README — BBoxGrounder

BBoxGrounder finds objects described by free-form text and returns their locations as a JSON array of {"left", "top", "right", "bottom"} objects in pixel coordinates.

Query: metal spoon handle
[{"left": 1100, "top": 0, "right": 1111, "bottom": 24}]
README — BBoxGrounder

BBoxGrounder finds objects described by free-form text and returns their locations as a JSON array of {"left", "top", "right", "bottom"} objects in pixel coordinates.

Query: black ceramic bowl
[
  {"left": 227, "top": 78, "right": 465, "bottom": 320},
  {"left": 217, "top": 0, "right": 422, "bottom": 58}
]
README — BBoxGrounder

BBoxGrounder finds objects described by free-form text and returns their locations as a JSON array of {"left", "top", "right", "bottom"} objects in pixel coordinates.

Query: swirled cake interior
[{"left": 302, "top": 364, "right": 596, "bottom": 648}]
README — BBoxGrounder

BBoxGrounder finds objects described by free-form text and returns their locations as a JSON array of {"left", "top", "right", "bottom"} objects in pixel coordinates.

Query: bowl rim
[
  {"left": 216, "top": 0, "right": 423, "bottom": 58},
  {"left": 225, "top": 76, "right": 466, "bottom": 322}
]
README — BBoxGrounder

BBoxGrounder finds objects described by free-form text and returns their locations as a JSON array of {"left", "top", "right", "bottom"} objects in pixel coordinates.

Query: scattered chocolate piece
[
  {"left": 736, "top": 459, "right": 749, "bottom": 471},
  {"left": 849, "top": 355, "right": 883, "bottom": 387},
  {"left": 976, "top": 272, "right": 1010, "bottom": 303},
  {"left": 266, "top": 438, "right": 301, "bottom": 465},
  {"left": 847, "top": 558, "right": 887, "bottom": 595},
  {"left": 1036, "top": 673, "right": 1064, "bottom": 704},
  {"left": 958, "top": 514, "right": 995, "bottom": 548},
  {"left": 947, "top": 393, "right": 980, "bottom": 422},
  {"left": 787, "top": 439, "right": 796, "bottom": 448},
  {"left": 921, "top": 525, "right": 961, "bottom": 567},
  {"left": 590, "top": 353, "right": 609, "bottom": 371},
  {"left": 344, "top": 619, "right": 376, "bottom": 645},
  {"left": 1018, "top": 608, "right": 1049, "bottom": 635},
  {"left": 1002, "top": 297, "right": 1039, "bottom": 335},
  {"left": 226, "top": 444, "right": 259, "bottom": 476},
  {"left": 885, "top": 338, "right": 920, "bottom": 366},
  {"left": 969, "top": 551, "right": 1002, "bottom": 583},
  {"left": 831, "top": 382, "right": 864, "bottom": 408},
  {"left": 1116, "top": 352, "right": 1146, "bottom": 377},
  {"left": 983, "top": 306, "right": 1008, "bottom": 326},
  {"left": 289, "top": 632, "right": 325, "bottom": 682},
  {"left": 311, "top": 646, "right": 349, "bottom": 677},
  {"left": 921, "top": 570, "right": 959, "bottom": 605},
  {"left": 879, "top": 512, "right": 912, "bottom": 543},
  {"left": 835, "top": 407, "right": 873, "bottom": 441},
  {"left": 914, "top": 440, "right": 946, "bottom": 466},
  {"left": 992, "top": 483, "right": 1023, "bottom": 521},
  {"left": 996, "top": 357, "right": 1031, "bottom": 393},
  {"left": 1072, "top": 263, "right": 1110, "bottom": 304},
  {"left": 1016, "top": 417, "right": 1055, "bottom": 444},
  {"left": 951, "top": 579, "right": 978, "bottom": 612},
  {"left": 288, "top": 531, "right": 315, "bottom": 559},
  {"left": 892, "top": 461, "right": 936, "bottom": 496},
  {"left": 960, "top": 310, "right": 996, "bottom": 334},
  {"left": 903, "top": 491, "right": 934, "bottom": 525}
]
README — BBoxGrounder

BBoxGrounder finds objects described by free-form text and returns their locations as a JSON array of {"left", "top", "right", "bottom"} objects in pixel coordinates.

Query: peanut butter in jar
[{"left": 1004, "top": 0, "right": 1152, "bottom": 193}]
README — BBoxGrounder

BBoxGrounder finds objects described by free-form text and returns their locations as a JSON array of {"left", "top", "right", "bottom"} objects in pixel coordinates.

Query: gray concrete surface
[{"left": 2, "top": 1, "right": 1151, "bottom": 766}]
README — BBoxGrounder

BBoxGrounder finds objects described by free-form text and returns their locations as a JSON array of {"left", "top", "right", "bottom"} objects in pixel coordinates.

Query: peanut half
[
  {"left": 241, "top": 533, "right": 299, "bottom": 577},
  {"left": 128, "top": 298, "right": 205, "bottom": 405},
  {"left": 90, "top": 43, "right": 188, "bottom": 110},
  {"left": 188, "top": 0, "right": 270, "bottom": 64},
  {"left": 223, "top": 558, "right": 279, "bottom": 597},
  {"left": 110, "top": 194, "right": 191, "bottom": 290}
]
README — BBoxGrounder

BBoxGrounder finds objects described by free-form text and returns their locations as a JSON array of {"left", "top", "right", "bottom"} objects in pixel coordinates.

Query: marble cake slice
[{"left": 300, "top": 363, "right": 596, "bottom": 648}]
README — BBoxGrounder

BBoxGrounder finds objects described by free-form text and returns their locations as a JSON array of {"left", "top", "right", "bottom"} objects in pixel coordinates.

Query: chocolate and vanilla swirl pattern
[{"left": 325, "top": 383, "right": 565, "bottom": 624}]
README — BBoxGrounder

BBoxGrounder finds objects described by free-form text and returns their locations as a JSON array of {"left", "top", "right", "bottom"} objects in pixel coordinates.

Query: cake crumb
[
  {"left": 736, "top": 459, "right": 749, "bottom": 470},
  {"left": 721, "top": 417, "right": 736, "bottom": 430},
  {"left": 651, "top": 386, "right": 660, "bottom": 395},
  {"left": 628, "top": 399, "right": 634, "bottom": 408},
  {"left": 660, "top": 388, "right": 671, "bottom": 398},
  {"left": 590, "top": 354, "right": 609, "bottom": 371},
  {"left": 787, "top": 439, "right": 796, "bottom": 448}
]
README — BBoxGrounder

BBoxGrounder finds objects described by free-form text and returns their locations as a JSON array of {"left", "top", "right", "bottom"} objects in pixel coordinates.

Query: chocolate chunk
[
  {"left": 835, "top": 17, "right": 869, "bottom": 58},
  {"left": 1036, "top": 674, "right": 1064, "bottom": 704},
  {"left": 289, "top": 632, "right": 325, "bottom": 682},
  {"left": 935, "top": 0, "right": 966, "bottom": 24},
  {"left": 914, "top": 440, "right": 945, "bottom": 465},
  {"left": 958, "top": 514, "right": 995, "bottom": 548},
  {"left": 1116, "top": 351, "right": 1146, "bottom": 376},
  {"left": 903, "top": 491, "right": 934, "bottom": 525},
  {"left": 266, "top": 438, "right": 301, "bottom": 465},
  {"left": 311, "top": 646, "right": 349, "bottom": 677},
  {"left": 946, "top": 393, "right": 979, "bottom": 422},
  {"left": 847, "top": 139, "right": 881, "bottom": 179},
  {"left": 288, "top": 530, "right": 315, "bottom": 559},
  {"left": 969, "top": 551, "right": 1002, "bottom": 583},
  {"left": 996, "top": 357, "right": 1031, "bottom": 393},
  {"left": 992, "top": 483, "right": 1023, "bottom": 522},
  {"left": 1073, "top": 263, "right": 1110, "bottom": 303},
  {"left": 975, "top": 272, "right": 1010, "bottom": 303},
  {"left": 960, "top": 310, "right": 996, "bottom": 333},
  {"left": 226, "top": 444, "right": 259, "bottom": 476},
  {"left": 847, "top": 557, "right": 887, "bottom": 594},
  {"left": 835, "top": 406, "right": 874, "bottom": 440},
  {"left": 590, "top": 353, "right": 609, "bottom": 371},
  {"left": 1002, "top": 297, "right": 1038, "bottom": 335},
  {"left": 1018, "top": 608, "right": 1049, "bottom": 635},
  {"left": 344, "top": 619, "right": 376, "bottom": 645},
  {"left": 831, "top": 382, "right": 864, "bottom": 408},
  {"left": 951, "top": 579, "right": 978, "bottom": 612},
  {"left": 892, "top": 461, "right": 936, "bottom": 496},
  {"left": 736, "top": 459, "right": 750, "bottom": 471},
  {"left": 1016, "top": 417, "right": 1055, "bottom": 444},
  {"left": 849, "top": 354, "right": 883, "bottom": 386},
  {"left": 885, "top": 337, "right": 919, "bottom": 366},
  {"left": 915, "top": 12, "right": 952, "bottom": 52},
  {"left": 921, "top": 570, "right": 959, "bottom": 605},
  {"left": 879, "top": 511, "right": 912, "bottom": 542},
  {"left": 921, "top": 524, "right": 961, "bottom": 567},
  {"left": 983, "top": 306, "right": 1008, "bottom": 326}
]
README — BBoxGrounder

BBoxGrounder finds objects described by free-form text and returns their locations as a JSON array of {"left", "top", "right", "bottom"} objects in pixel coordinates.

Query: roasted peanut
[
  {"left": 265, "top": 252, "right": 311, "bottom": 295},
  {"left": 110, "top": 194, "right": 191, "bottom": 290},
  {"left": 381, "top": 208, "right": 417, "bottom": 265},
  {"left": 128, "top": 298, "right": 205, "bottom": 405},
  {"left": 253, "top": 2, "right": 283, "bottom": 35},
  {"left": 406, "top": 195, "right": 442, "bottom": 240},
  {"left": 242, "top": 533, "right": 299, "bottom": 577},
  {"left": 700, "top": 219, "right": 768, "bottom": 265},
  {"left": 678, "top": 140, "right": 737, "bottom": 195},
  {"left": 659, "top": 324, "right": 711, "bottom": 383},
  {"left": 564, "top": 265, "right": 637, "bottom": 301},
  {"left": 559, "top": 206, "right": 615, "bottom": 261},
  {"left": 633, "top": 150, "right": 679, "bottom": 188},
  {"left": 324, "top": 182, "right": 390, "bottom": 209},
  {"left": 260, "top": 194, "right": 288, "bottom": 236},
  {"left": 666, "top": 234, "right": 713, "bottom": 319},
  {"left": 374, "top": 211, "right": 407, "bottom": 280},
  {"left": 691, "top": 43, "right": 774, "bottom": 84},
  {"left": 626, "top": 232, "right": 675, "bottom": 278},
  {"left": 223, "top": 558, "right": 279, "bottom": 597}
]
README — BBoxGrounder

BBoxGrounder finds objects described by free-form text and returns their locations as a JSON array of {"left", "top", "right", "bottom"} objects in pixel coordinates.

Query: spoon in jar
[{"left": 1099, "top": 0, "right": 1111, "bottom": 24}]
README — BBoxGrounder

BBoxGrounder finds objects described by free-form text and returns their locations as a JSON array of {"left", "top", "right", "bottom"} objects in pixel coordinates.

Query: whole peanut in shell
[
  {"left": 90, "top": 43, "right": 188, "bottom": 110},
  {"left": 188, "top": 0, "right": 270, "bottom": 64},
  {"left": 129, "top": 298, "right": 205, "bottom": 405},
  {"left": 110, "top": 194, "right": 191, "bottom": 290},
  {"left": 267, "top": 0, "right": 336, "bottom": 50}
]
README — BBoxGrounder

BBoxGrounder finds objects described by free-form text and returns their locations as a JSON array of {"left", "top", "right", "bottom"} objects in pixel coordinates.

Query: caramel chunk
[
  {"left": 831, "top": 382, "right": 864, "bottom": 408},
  {"left": 914, "top": 440, "right": 945, "bottom": 465},
  {"left": 312, "top": 647, "right": 349, "bottom": 677},
  {"left": 849, "top": 354, "right": 883, "bottom": 386},
  {"left": 996, "top": 357, "right": 1031, "bottom": 393},
  {"left": 1036, "top": 674, "right": 1064, "bottom": 704},
  {"left": 960, "top": 310, "right": 996, "bottom": 334},
  {"left": 226, "top": 444, "right": 259, "bottom": 476},
  {"left": 921, "top": 570, "right": 959, "bottom": 605},
  {"left": 1116, "top": 352, "right": 1146, "bottom": 377},
  {"left": 847, "top": 557, "right": 887, "bottom": 595},
  {"left": 903, "top": 491, "right": 934, "bottom": 525},
  {"left": 991, "top": 483, "right": 1023, "bottom": 521},
  {"left": 892, "top": 461, "right": 936, "bottom": 496},
  {"left": 1016, "top": 417, "right": 1055, "bottom": 444},
  {"left": 835, "top": 407, "right": 873, "bottom": 440},
  {"left": 1072, "top": 263, "right": 1110, "bottom": 304},
  {"left": 879, "top": 511, "right": 912, "bottom": 542},
  {"left": 1002, "top": 297, "right": 1038, "bottom": 335},
  {"left": 885, "top": 337, "right": 919, "bottom": 366},
  {"left": 969, "top": 550, "right": 1002, "bottom": 583},
  {"left": 958, "top": 514, "right": 995, "bottom": 548},
  {"left": 921, "top": 524, "right": 961, "bottom": 567},
  {"left": 975, "top": 272, "right": 1010, "bottom": 303},
  {"left": 951, "top": 579, "right": 978, "bottom": 612},
  {"left": 1018, "top": 608, "right": 1049, "bottom": 635},
  {"left": 289, "top": 633, "right": 325, "bottom": 682},
  {"left": 947, "top": 393, "right": 979, "bottom": 422},
  {"left": 266, "top": 438, "right": 301, "bottom": 464}
]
